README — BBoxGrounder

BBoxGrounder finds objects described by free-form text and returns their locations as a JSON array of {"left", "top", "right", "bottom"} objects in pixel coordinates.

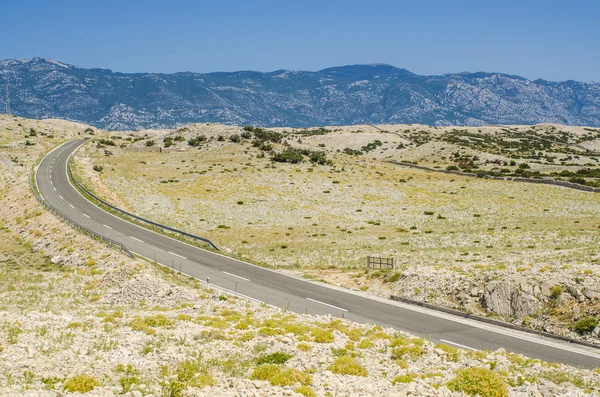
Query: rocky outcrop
[{"left": 482, "top": 276, "right": 544, "bottom": 318}]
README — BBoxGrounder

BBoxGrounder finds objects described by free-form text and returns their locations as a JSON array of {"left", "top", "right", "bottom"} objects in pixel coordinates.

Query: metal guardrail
[
  {"left": 29, "top": 168, "right": 134, "bottom": 258},
  {"left": 390, "top": 294, "right": 600, "bottom": 350},
  {"left": 387, "top": 161, "right": 600, "bottom": 193},
  {"left": 67, "top": 162, "right": 219, "bottom": 251}
]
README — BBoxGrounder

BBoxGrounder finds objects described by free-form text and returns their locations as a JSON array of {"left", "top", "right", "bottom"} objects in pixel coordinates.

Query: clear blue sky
[{"left": 2, "top": 0, "right": 599, "bottom": 81}]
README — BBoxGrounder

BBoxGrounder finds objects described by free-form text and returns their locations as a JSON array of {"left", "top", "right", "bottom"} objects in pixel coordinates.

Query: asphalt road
[{"left": 36, "top": 139, "right": 600, "bottom": 368}]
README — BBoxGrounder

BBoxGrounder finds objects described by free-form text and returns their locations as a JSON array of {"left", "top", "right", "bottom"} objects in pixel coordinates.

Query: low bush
[
  {"left": 343, "top": 148, "right": 362, "bottom": 156},
  {"left": 188, "top": 135, "right": 207, "bottom": 146},
  {"left": 572, "top": 317, "right": 598, "bottom": 334},
  {"left": 64, "top": 373, "right": 100, "bottom": 393},
  {"left": 272, "top": 148, "right": 304, "bottom": 164},
  {"left": 549, "top": 285, "right": 563, "bottom": 302},
  {"left": 295, "top": 385, "right": 317, "bottom": 397},
  {"left": 257, "top": 352, "right": 293, "bottom": 365},
  {"left": 311, "top": 328, "right": 334, "bottom": 343},
  {"left": 251, "top": 364, "right": 311, "bottom": 386},
  {"left": 434, "top": 343, "right": 459, "bottom": 361},
  {"left": 446, "top": 367, "right": 508, "bottom": 397},
  {"left": 328, "top": 355, "right": 367, "bottom": 377},
  {"left": 271, "top": 368, "right": 311, "bottom": 386},
  {"left": 392, "top": 375, "right": 413, "bottom": 384}
]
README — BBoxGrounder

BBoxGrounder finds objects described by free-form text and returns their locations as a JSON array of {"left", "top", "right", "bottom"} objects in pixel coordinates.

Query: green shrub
[
  {"left": 64, "top": 373, "right": 100, "bottom": 393},
  {"left": 253, "top": 128, "right": 283, "bottom": 143},
  {"left": 119, "top": 375, "right": 140, "bottom": 393},
  {"left": 392, "top": 344, "right": 425, "bottom": 360},
  {"left": 328, "top": 356, "right": 367, "bottom": 377},
  {"left": 311, "top": 328, "right": 334, "bottom": 343},
  {"left": 93, "top": 165, "right": 103, "bottom": 172},
  {"left": 145, "top": 140, "right": 155, "bottom": 147},
  {"left": 271, "top": 368, "right": 311, "bottom": 386},
  {"left": 573, "top": 317, "right": 598, "bottom": 334},
  {"left": 297, "top": 342, "right": 311, "bottom": 351},
  {"left": 295, "top": 385, "right": 317, "bottom": 397},
  {"left": 188, "top": 135, "right": 207, "bottom": 146},
  {"left": 392, "top": 375, "right": 414, "bottom": 384},
  {"left": 343, "top": 147, "right": 362, "bottom": 156},
  {"left": 386, "top": 272, "right": 402, "bottom": 283},
  {"left": 549, "top": 285, "right": 563, "bottom": 301},
  {"left": 174, "top": 358, "right": 215, "bottom": 389},
  {"left": 435, "top": 343, "right": 459, "bottom": 361},
  {"left": 251, "top": 364, "right": 279, "bottom": 381},
  {"left": 257, "top": 352, "right": 293, "bottom": 365},
  {"left": 446, "top": 367, "right": 508, "bottom": 397},
  {"left": 272, "top": 148, "right": 304, "bottom": 164},
  {"left": 331, "top": 348, "right": 348, "bottom": 357},
  {"left": 251, "top": 364, "right": 311, "bottom": 386}
]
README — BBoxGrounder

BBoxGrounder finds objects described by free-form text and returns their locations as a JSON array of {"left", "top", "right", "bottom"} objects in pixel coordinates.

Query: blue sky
[{"left": 2, "top": 0, "right": 599, "bottom": 81}]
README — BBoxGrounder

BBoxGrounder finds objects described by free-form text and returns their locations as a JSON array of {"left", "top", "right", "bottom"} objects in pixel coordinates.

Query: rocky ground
[
  {"left": 73, "top": 122, "right": 600, "bottom": 345},
  {"left": 1, "top": 115, "right": 599, "bottom": 396}
]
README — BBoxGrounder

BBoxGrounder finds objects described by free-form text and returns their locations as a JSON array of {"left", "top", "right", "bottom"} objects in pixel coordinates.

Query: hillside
[
  {"left": 73, "top": 122, "right": 600, "bottom": 345},
  {"left": 1, "top": 58, "right": 600, "bottom": 130},
  {"left": 4, "top": 118, "right": 600, "bottom": 395}
]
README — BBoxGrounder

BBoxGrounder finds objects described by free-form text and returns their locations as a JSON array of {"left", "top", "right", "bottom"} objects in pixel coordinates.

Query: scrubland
[
  {"left": 74, "top": 123, "right": 600, "bottom": 342},
  {"left": 0, "top": 115, "right": 599, "bottom": 395}
]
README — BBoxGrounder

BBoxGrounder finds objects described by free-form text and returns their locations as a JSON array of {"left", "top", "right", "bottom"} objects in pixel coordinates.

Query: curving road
[{"left": 36, "top": 140, "right": 600, "bottom": 368}]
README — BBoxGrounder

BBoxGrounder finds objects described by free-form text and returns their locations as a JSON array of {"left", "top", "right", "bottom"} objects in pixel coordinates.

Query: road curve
[{"left": 36, "top": 139, "right": 600, "bottom": 368}]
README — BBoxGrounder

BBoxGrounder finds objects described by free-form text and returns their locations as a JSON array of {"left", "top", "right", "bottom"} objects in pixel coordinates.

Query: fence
[
  {"left": 67, "top": 162, "right": 219, "bottom": 251},
  {"left": 367, "top": 256, "right": 395, "bottom": 270},
  {"left": 29, "top": 169, "right": 134, "bottom": 258}
]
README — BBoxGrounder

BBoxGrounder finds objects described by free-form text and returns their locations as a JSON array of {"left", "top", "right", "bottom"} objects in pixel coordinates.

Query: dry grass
[{"left": 76, "top": 127, "right": 600, "bottom": 276}]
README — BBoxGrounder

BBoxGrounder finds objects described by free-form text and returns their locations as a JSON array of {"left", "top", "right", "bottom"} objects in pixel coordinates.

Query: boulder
[{"left": 483, "top": 276, "right": 543, "bottom": 318}]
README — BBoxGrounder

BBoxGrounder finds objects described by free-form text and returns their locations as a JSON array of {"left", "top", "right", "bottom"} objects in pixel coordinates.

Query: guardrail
[
  {"left": 67, "top": 160, "right": 219, "bottom": 251},
  {"left": 387, "top": 161, "right": 600, "bottom": 193},
  {"left": 29, "top": 168, "right": 134, "bottom": 258},
  {"left": 390, "top": 294, "right": 600, "bottom": 350}
]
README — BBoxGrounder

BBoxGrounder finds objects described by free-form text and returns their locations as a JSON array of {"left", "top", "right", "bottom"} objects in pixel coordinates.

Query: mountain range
[{"left": 1, "top": 58, "right": 599, "bottom": 130}]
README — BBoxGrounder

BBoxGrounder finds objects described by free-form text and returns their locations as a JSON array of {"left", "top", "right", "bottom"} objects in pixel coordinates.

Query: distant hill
[{"left": 1, "top": 58, "right": 599, "bottom": 130}]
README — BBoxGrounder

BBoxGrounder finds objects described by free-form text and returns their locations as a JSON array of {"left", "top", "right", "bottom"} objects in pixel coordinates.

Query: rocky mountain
[{"left": 1, "top": 58, "right": 600, "bottom": 130}]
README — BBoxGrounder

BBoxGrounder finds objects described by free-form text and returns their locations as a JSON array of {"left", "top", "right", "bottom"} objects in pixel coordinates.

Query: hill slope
[{"left": 1, "top": 58, "right": 600, "bottom": 130}]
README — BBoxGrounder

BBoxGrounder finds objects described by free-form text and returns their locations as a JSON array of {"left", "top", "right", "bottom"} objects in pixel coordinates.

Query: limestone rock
[{"left": 483, "top": 276, "right": 543, "bottom": 317}]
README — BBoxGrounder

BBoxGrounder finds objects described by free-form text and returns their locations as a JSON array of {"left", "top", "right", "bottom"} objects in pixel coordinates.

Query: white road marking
[
  {"left": 440, "top": 339, "right": 479, "bottom": 351},
  {"left": 69, "top": 204, "right": 74, "bottom": 209},
  {"left": 222, "top": 271, "right": 250, "bottom": 281},
  {"left": 168, "top": 251, "right": 186, "bottom": 260},
  {"left": 306, "top": 298, "right": 348, "bottom": 312},
  {"left": 50, "top": 180, "right": 53, "bottom": 184},
  {"left": 83, "top": 214, "right": 90, "bottom": 218},
  {"left": 59, "top": 195, "right": 63, "bottom": 200},
  {"left": 130, "top": 236, "right": 144, "bottom": 243},
  {"left": 103, "top": 224, "right": 113, "bottom": 229},
  {"left": 53, "top": 187, "right": 56, "bottom": 191}
]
